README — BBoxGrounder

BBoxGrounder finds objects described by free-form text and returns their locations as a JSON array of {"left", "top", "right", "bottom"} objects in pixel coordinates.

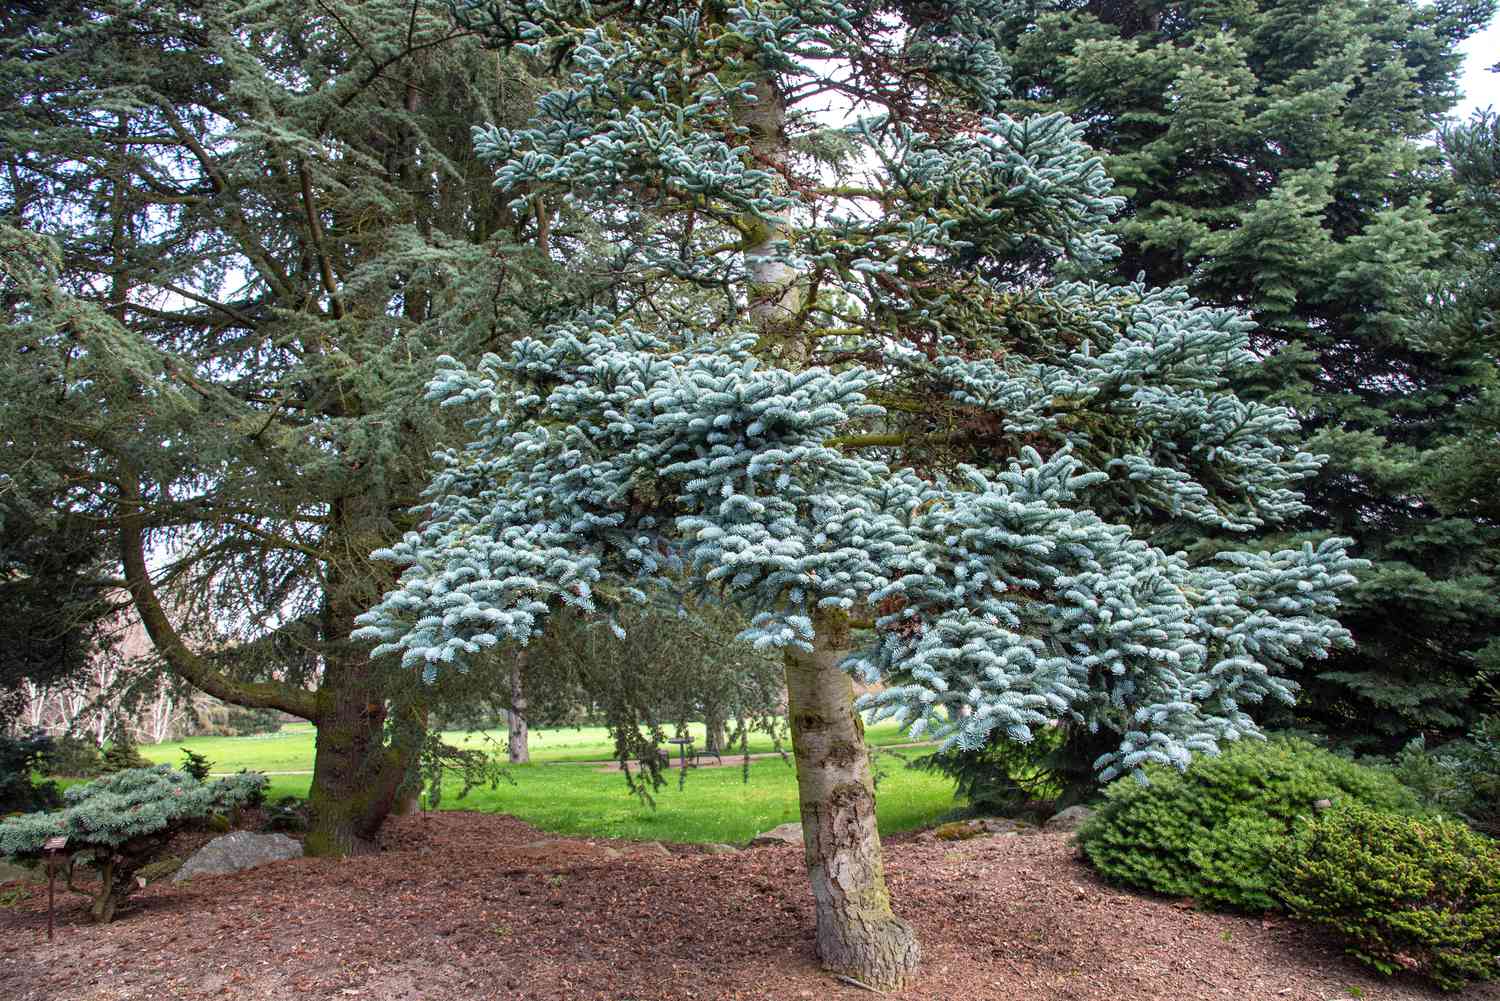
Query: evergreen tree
[
  {"left": 982, "top": 0, "right": 1500, "bottom": 748},
  {"left": 0, "top": 0, "right": 558, "bottom": 854},
  {"left": 356, "top": 0, "right": 1363, "bottom": 984},
  {"left": 0, "top": 491, "right": 115, "bottom": 726},
  {"left": 1424, "top": 107, "right": 1500, "bottom": 680}
]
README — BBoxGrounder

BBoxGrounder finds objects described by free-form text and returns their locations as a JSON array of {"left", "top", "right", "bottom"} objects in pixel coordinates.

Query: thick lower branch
[{"left": 118, "top": 474, "right": 318, "bottom": 720}]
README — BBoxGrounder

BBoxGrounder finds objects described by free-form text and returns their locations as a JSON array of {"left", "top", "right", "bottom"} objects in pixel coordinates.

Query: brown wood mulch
[{"left": 1, "top": 811, "right": 1491, "bottom": 1001}]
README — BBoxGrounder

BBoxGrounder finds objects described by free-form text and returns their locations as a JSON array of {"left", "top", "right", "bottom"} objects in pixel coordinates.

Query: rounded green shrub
[
  {"left": 1077, "top": 736, "right": 1420, "bottom": 911},
  {"left": 0, "top": 765, "right": 267, "bottom": 922},
  {"left": 1274, "top": 805, "right": 1500, "bottom": 992}
]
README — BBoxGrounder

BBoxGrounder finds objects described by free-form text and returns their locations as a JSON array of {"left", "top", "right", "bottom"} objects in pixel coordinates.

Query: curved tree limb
[{"left": 118, "top": 473, "right": 319, "bottom": 720}]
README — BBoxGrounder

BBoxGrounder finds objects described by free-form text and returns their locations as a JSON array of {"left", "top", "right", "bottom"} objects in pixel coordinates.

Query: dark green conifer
[
  {"left": 989, "top": 0, "right": 1500, "bottom": 748},
  {"left": 0, "top": 0, "right": 556, "bottom": 853}
]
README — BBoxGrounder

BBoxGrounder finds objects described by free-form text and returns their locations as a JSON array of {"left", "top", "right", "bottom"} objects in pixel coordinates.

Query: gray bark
[
  {"left": 508, "top": 652, "right": 530, "bottom": 764},
  {"left": 735, "top": 64, "right": 919, "bottom": 989},
  {"left": 783, "top": 610, "right": 920, "bottom": 988}
]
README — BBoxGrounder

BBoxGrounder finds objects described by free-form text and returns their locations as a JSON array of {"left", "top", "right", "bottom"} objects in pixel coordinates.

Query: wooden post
[{"left": 43, "top": 835, "right": 68, "bottom": 941}]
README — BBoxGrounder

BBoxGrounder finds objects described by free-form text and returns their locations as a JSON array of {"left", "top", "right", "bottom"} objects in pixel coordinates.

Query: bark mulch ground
[{"left": 0, "top": 811, "right": 1491, "bottom": 1001}]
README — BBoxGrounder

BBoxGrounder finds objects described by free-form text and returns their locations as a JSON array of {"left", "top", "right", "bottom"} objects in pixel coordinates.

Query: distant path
[
  {"left": 210, "top": 741, "right": 937, "bottom": 778},
  {"left": 589, "top": 741, "right": 937, "bottom": 772}
]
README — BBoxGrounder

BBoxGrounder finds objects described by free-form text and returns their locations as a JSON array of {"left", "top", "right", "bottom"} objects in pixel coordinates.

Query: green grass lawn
[
  {"left": 138, "top": 719, "right": 926, "bottom": 772},
  {"left": 130, "top": 721, "right": 957, "bottom": 844},
  {"left": 446, "top": 752, "right": 956, "bottom": 843}
]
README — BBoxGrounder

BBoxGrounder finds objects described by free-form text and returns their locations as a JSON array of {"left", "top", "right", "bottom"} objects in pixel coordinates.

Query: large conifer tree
[
  {"left": 0, "top": 0, "right": 556, "bottom": 853},
  {"left": 357, "top": 0, "right": 1363, "bottom": 985},
  {"left": 977, "top": 0, "right": 1500, "bottom": 747},
  {"left": 1424, "top": 108, "right": 1500, "bottom": 681}
]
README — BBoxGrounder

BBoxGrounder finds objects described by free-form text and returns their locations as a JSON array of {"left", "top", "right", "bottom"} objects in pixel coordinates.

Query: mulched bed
[{"left": 0, "top": 811, "right": 1490, "bottom": 1001}]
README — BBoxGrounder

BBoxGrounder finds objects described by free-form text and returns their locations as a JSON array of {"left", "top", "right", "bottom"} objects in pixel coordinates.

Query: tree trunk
[
  {"left": 123, "top": 480, "right": 403, "bottom": 856},
  {"left": 304, "top": 498, "right": 407, "bottom": 856},
  {"left": 703, "top": 707, "right": 728, "bottom": 754},
  {"left": 508, "top": 651, "right": 530, "bottom": 764},
  {"left": 734, "top": 64, "right": 919, "bottom": 987},
  {"left": 304, "top": 653, "right": 405, "bottom": 856},
  {"left": 90, "top": 857, "right": 118, "bottom": 924},
  {"left": 783, "top": 610, "right": 919, "bottom": 989},
  {"left": 391, "top": 705, "right": 428, "bottom": 816}
]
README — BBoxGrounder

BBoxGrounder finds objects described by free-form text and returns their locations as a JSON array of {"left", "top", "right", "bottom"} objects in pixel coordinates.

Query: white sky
[{"left": 1456, "top": 21, "right": 1499, "bottom": 118}]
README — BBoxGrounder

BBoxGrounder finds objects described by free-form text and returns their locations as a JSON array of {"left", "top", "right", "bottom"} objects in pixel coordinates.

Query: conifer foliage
[
  {"left": 0, "top": 1, "right": 556, "bottom": 856},
  {"left": 983, "top": 0, "right": 1500, "bottom": 747},
  {"left": 0, "top": 766, "right": 266, "bottom": 923},
  {"left": 355, "top": 0, "right": 1365, "bottom": 985}
]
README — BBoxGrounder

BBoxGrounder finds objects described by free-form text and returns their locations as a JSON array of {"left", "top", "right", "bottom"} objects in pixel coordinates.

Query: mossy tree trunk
[
  {"left": 87, "top": 855, "right": 120, "bottom": 924},
  {"left": 304, "top": 661, "right": 405, "bottom": 855},
  {"left": 783, "top": 610, "right": 920, "bottom": 989},
  {"left": 304, "top": 497, "right": 408, "bottom": 855},
  {"left": 123, "top": 483, "right": 410, "bottom": 858},
  {"left": 69, "top": 831, "right": 172, "bottom": 923}
]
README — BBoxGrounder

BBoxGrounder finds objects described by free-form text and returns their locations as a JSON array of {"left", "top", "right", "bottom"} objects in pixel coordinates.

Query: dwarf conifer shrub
[
  {"left": 0, "top": 765, "right": 266, "bottom": 922},
  {"left": 1274, "top": 805, "right": 1500, "bottom": 991},
  {"left": 178, "top": 748, "right": 212, "bottom": 782},
  {"left": 1077, "top": 737, "right": 1420, "bottom": 911}
]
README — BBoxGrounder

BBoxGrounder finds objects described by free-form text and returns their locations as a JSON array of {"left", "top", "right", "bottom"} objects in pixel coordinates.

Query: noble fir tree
[
  {"left": 0, "top": 0, "right": 560, "bottom": 853},
  {"left": 976, "top": 0, "right": 1500, "bottom": 749},
  {"left": 1423, "top": 107, "right": 1500, "bottom": 680},
  {"left": 355, "top": 0, "right": 1364, "bottom": 985}
]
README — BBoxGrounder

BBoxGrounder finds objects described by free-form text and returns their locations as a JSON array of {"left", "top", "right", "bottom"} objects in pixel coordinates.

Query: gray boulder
[
  {"left": 173, "top": 832, "right": 302, "bottom": 882},
  {"left": 702, "top": 843, "right": 739, "bottom": 855},
  {"left": 1042, "top": 805, "right": 1095, "bottom": 833},
  {"left": 979, "top": 818, "right": 1028, "bottom": 835},
  {"left": 748, "top": 821, "right": 803, "bottom": 847}
]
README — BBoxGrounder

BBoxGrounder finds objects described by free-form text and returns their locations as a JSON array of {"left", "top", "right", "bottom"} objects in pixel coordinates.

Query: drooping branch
[{"left": 118, "top": 473, "right": 319, "bottom": 720}]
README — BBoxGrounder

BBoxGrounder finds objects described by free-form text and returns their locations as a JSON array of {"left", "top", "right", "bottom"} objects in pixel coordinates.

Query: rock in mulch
[
  {"left": 748, "top": 822, "right": 802, "bottom": 847},
  {"left": 135, "top": 855, "right": 184, "bottom": 884},
  {"left": 929, "top": 817, "right": 1039, "bottom": 841},
  {"left": 1042, "top": 805, "right": 1095, "bottom": 833},
  {"left": 172, "top": 831, "right": 302, "bottom": 882},
  {"left": 701, "top": 843, "right": 739, "bottom": 855},
  {"left": 0, "top": 859, "right": 41, "bottom": 883},
  {"left": 934, "top": 820, "right": 988, "bottom": 841},
  {"left": 978, "top": 817, "right": 1033, "bottom": 835}
]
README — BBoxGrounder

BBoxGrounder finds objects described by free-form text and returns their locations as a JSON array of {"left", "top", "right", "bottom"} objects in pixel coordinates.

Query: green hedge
[
  {"left": 1275, "top": 805, "right": 1500, "bottom": 992},
  {"left": 1077, "top": 737, "right": 1420, "bottom": 911}
]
